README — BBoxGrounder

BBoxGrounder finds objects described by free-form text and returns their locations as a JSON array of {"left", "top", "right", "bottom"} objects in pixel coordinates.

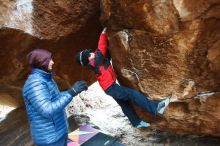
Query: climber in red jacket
[{"left": 75, "top": 27, "right": 170, "bottom": 128}]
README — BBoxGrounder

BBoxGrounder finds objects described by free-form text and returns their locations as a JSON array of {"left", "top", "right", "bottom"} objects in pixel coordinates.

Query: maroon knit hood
[{"left": 27, "top": 49, "right": 52, "bottom": 71}]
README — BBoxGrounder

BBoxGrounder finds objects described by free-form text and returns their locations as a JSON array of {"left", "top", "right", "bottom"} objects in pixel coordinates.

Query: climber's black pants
[{"left": 105, "top": 83, "right": 159, "bottom": 127}]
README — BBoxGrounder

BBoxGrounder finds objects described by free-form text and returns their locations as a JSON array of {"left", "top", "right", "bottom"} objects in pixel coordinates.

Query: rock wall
[
  {"left": 100, "top": 0, "right": 220, "bottom": 136},
  {"left": 0, "top": 108, "right": 33, "bottom": 146}
]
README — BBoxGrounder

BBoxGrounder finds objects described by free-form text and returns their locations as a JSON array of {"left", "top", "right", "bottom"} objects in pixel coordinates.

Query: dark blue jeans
[
  {"left": 36, "top": 133, "right": 67, "bottom": 146},
  {"left": 105, "top": 83, "right": 159, "bottom": 127}
]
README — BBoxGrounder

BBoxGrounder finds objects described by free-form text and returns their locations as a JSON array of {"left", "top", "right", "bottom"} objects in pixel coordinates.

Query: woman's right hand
[{"left": 69, "top": 81, "right": 88, "bottom": 96}]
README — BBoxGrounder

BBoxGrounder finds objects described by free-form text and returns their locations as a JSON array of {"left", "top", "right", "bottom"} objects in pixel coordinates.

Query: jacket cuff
[{"left": 67, "top": 88, "right": 76, "bottom": 97}]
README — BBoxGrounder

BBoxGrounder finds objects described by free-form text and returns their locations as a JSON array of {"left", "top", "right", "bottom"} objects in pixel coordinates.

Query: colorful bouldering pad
[{"left": 68, "top": 125, "right": 125, "bottom": 146}]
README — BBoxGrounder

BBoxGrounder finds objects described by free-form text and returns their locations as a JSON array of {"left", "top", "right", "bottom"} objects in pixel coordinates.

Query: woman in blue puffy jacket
[{"left": 22, "top": 49, "right": 87, "bottom": 146}]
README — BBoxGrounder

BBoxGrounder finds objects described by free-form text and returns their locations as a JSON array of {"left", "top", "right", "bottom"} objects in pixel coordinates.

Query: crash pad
[{"left": 67, "top": 125, "right": 125, "bottom": 146}]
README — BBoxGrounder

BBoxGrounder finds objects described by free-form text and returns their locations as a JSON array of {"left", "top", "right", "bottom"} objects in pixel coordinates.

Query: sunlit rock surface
[
  {"left": 100, "top": 0, "right": 220, "bottom": 136},
  {"left": 0, "top": 0, "right": 100, "bottom": 40}
]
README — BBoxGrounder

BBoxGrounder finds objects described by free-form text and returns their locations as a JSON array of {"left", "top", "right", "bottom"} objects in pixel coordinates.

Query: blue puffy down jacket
[{"left": 22, "top": 68, "right": 73, "bottom": 145}]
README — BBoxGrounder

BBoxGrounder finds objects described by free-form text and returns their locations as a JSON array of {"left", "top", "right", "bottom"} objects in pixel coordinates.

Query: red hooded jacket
[{"left": 89, "top": 33, "right": 117, "bottom": 90}]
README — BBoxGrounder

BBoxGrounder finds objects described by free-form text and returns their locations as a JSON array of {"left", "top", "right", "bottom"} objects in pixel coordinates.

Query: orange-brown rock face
[
  {"left": 0, "top": 0, "right": 101, "bottom": 108},
  {"left": 101, "top": 0, "right": 220, "bottom": 136},
  {"left": 1, "top": 0, "right": 100, "bottom": 39}
]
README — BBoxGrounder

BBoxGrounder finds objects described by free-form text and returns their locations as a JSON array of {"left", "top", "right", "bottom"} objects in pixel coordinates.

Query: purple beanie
[{"left": 27, "top": 49, "right": 52, "bottom": 71}]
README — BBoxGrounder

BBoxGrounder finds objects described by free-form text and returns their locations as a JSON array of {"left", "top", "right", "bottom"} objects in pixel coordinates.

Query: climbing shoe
[
  {"left": 135, "top": 121, "right": 151, "bottom": 128},
  {"left": 157, "top": 97, "right": 171, "bottom": 114}
]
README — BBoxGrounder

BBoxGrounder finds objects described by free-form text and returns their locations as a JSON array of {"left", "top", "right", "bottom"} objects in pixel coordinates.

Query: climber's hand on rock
[{"left": 102, "top": 27, "right": 107, "bottom": 34}]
